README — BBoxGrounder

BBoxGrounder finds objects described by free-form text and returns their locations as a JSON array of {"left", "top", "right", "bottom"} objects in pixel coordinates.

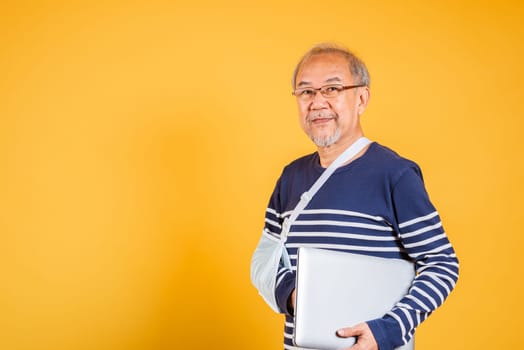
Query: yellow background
[{"left": 1, "top": 1, "right": 523, "bottom": 349}]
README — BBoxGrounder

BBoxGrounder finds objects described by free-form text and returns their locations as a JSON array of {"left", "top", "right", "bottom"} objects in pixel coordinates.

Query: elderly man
[{"left": 253, "top": 43, "right": 459, "bottom": 350}]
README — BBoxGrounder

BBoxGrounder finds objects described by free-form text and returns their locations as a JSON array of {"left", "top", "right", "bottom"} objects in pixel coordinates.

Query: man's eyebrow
[
  {"left": 325, "top": 77, "right": 343, "bottom": 83},
  {"left": 296, "top": 81, "right": 311, "bottom": 87},
  {"left": 296, "top": 77, "right": 343, "bottom": 88}
]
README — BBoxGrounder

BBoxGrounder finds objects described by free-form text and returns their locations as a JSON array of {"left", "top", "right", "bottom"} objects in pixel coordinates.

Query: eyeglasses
[{"left": 292, "top": 84, "right": 366, "bottom": 101}]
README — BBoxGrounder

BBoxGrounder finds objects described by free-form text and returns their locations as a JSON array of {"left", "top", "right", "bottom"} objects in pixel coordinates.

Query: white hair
[{"left": 292, "top": 42, "right": 370, "bottom": 88}]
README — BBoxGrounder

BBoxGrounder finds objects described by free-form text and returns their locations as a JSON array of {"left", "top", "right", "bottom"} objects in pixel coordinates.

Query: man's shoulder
[
  {"left": 366, "top": 142, "right": 421, "bottom": 175},
  {"left": 283, "top": 152, "right": 318, "bottom": 172},
  {"left": 277, "top": 143, "right": 422, "bottom": 179}
]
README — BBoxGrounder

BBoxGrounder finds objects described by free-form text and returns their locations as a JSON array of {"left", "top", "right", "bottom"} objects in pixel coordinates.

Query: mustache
[{"left": 306, "top": 110, "right": 337, "bottom": 122}]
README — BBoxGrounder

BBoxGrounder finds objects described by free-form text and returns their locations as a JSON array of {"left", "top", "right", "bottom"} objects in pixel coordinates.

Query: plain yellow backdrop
[{"left": 1, "top": 1, "right": 523, "bottom": 349}]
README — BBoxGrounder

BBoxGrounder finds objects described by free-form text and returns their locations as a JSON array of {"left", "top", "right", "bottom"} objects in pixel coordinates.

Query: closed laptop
[{"left": 294, "top": 247, "right": 415, "bottom": 350}]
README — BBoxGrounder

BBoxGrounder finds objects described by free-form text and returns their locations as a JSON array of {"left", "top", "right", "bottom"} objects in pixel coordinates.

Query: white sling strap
[
  {"left": 280, "top": 137, "right": 372, "bottom": 242},
  {"left": 250, "top": 136, "right": 372, "bottom": 313}
]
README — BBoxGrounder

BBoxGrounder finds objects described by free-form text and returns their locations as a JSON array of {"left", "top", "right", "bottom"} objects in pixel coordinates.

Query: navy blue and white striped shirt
[{"left": 263, "top": 142, "right": 459, "bottom": 350}]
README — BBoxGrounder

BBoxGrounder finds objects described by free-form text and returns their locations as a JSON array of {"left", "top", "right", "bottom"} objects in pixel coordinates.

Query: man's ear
[{"left": 357, "top": 87, "right": 370, "bottom": 116}]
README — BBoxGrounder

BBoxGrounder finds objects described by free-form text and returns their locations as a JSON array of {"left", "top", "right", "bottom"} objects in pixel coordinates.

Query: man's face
[{"left": 294, "top": 53, "right": 368, "bottom": 148}]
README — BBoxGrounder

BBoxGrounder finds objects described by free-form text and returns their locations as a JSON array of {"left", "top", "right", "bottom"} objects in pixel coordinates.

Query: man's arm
[
  {"left": 356, "top": 167, "right": 459, "bottom": 350},
  {"left": 258, "top": 174, "right": 298, "bottom": 315},
  {"left": 274, "top": 260, "right": 296, "bottom": 314}
]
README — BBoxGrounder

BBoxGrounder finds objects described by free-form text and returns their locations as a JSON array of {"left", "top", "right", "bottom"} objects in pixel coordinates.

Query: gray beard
[
  {"left": 310, "top": 127, "right": 341, "bottom": 147},
  {"left": 306, "top": 110, "right": 340, "bottom": 147}
]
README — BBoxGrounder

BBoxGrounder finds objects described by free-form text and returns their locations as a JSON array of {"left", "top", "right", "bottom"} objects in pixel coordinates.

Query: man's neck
[{"left": 317, "top": 133, "right": 368, "bottom": 168}]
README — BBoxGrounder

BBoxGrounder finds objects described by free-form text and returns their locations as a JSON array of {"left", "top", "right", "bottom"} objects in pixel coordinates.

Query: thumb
[
  {"left": 336, "top": 325, "right": 363, "bottom": 338},
  {"left": 337, "top": 323, "right": 370, "bottom": 338}
]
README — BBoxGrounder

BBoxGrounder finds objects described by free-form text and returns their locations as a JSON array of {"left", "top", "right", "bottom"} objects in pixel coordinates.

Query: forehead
[{"left": 295, "top": 53, "right": 352, "bottom": 87}]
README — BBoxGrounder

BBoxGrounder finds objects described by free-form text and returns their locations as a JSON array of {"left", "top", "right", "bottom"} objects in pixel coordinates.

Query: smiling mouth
[
  {"left": 307, "top": 110, "right": 337, "bottom": 125},
  {"left": 310, "top": 117, "right": 334, "bottom": 125}
]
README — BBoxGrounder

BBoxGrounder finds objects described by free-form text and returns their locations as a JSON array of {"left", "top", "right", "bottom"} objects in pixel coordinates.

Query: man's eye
[
  {"left": 325, "top": 86, "right": 341, "bottom": 93},
  {"left": 301, "top": 89, "right": 315, "bottom": 96}
]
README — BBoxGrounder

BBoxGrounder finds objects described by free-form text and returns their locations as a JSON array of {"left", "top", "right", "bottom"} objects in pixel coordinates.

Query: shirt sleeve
[
  {"left": 367, "top": 166, "right": 460, "bottom": 350},
  {"left": 262, "top": 175, "right": 297, "bottom": 315}
]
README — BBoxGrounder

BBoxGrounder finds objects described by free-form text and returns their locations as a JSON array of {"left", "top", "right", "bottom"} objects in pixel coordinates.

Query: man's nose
[{"left": 309, "top": 90, "right": 329, "bottom": 109}]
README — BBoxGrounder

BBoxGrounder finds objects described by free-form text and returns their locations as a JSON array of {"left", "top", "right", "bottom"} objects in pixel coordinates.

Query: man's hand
[
  {"left": 336, "top": 323, "right": 378, "bottom": 350},
  {"left": 287, "top": 289, "right": 297, "bottom": 314}
]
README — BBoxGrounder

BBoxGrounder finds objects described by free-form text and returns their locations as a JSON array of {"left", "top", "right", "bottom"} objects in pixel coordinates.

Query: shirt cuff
[{"left": 275, "top": 274, "right": 296, "bottom": 315}]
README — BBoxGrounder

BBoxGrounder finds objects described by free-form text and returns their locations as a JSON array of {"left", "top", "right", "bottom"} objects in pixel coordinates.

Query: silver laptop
[{"left": 294, "top": 247, "right": 415, "bottom": 350}]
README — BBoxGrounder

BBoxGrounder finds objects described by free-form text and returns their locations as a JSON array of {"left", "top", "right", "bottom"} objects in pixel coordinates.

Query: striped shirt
[{"left": 263, "top": 142, "right": 459, "bottom": 350}]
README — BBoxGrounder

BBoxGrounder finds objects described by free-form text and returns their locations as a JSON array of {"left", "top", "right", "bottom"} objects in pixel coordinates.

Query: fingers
[
  {"left": 337, "top": 323, "right": 378, "bottom": 350},
  {"left": 336, "top": 323, "right": 366, "bottom": 338}
]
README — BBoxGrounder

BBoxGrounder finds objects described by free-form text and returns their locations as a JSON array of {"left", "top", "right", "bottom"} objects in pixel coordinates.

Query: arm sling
[{"left": 250, "top": 137, "right": 372, "bottom": 312}]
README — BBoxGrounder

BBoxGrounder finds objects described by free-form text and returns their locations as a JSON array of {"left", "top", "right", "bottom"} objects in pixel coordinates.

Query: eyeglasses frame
[{"left": 292, "top": 84, "right": 367, "bottom": 100}]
